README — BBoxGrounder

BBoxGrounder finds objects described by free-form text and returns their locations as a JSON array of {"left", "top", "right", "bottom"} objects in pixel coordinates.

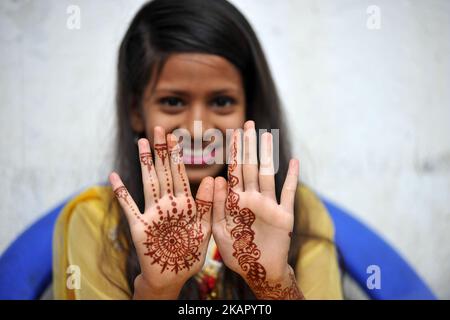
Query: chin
[{"left": 185, "top": 164, "right": 224, "bottom": 185}]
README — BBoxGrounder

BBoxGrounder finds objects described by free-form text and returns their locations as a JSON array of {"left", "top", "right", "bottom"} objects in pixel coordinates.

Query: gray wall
[{"left": 1, "top": 0, "right": 449, "bottom": 298}]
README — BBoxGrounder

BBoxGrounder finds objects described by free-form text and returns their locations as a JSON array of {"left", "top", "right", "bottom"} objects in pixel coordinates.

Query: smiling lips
[{"left": 182, "top": 148, "right": 216, "bottom": 165}]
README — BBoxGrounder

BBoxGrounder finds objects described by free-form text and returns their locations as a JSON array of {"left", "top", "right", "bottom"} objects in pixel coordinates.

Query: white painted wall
[{"left": 1, "top": 0, "right": 449, "bottom": 298}]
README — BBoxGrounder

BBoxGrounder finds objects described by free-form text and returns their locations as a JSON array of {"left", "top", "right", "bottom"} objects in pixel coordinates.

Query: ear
[{"left": 130, "top": 104, "right": 145, "bottom": 133}]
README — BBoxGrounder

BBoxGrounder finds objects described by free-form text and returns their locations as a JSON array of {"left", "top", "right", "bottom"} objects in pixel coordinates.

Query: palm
[
  {"left": 110, "top": 127, "right": 214, "bottom": 290},
  {"left": 213, "top": 190, "right": 293, "bottom": 280},
  {"left": 130, "top": 195, "right": 211, "bottom": 280},
  {"left": 212, "top": 121, "right": 302, "bottom": 299}
]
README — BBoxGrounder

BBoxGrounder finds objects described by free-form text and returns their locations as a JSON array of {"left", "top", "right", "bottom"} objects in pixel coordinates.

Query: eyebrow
[{"left": 154, "top": 87, "right": 241, "bottom": 96}]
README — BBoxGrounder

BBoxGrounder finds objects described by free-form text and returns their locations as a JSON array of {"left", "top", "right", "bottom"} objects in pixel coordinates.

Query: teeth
[
  {"left": 182, "top": 144, "right": 221, "bottom": 157},
  {"left": 181, "top": 147, "right": 217, "bottom": 164},
  {"left": 183, "top": 148, "right": 205, "bottom": 157}
]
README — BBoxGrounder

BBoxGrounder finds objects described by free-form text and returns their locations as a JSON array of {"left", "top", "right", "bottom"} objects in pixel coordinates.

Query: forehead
[{"left": 155, "top": 53, "right": 243, "bottom": 91}]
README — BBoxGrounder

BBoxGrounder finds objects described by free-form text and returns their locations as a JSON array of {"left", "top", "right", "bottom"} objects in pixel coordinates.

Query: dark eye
[
  {"left": 211, "top": 96, "right": 236, "bottom": 108},
  {"left": 159, "top": 97, "right": 184, "bottom": 107}
]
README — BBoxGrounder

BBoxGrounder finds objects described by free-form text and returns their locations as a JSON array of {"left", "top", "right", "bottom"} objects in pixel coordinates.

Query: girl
[{"left": 53, "top": 0, "right": 343, "bottom": 299}]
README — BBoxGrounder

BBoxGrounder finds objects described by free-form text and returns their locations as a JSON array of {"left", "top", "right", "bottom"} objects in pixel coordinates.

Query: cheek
[
  {"left": 143, "top": 109, "right": 183, "bottom": 143},
  {"left": 214, "top": 108, "right": 246, "bottom": 133}
]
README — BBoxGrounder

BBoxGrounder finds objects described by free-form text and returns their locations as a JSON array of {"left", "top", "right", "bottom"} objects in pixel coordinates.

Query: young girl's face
[{"left": 131, "top": 53, "right": 246, "bottom": 185}]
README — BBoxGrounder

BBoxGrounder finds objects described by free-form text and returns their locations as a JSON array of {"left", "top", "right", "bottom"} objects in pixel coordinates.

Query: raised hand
[
  {"left": 212, "top": 121, "right": 304, "bottom": 300},
  {"left": 109, "top": 127, "right": 213, "bottom": 299}
]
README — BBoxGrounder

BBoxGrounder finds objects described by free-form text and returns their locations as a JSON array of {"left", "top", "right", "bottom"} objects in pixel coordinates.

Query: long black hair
[{"left": 108, "top": 0, "right": 304, "bottom": 299}]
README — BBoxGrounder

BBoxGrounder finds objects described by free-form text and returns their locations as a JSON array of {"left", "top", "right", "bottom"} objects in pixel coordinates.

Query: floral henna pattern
[
  {"left": 143, "top": 197, "right": 212, "bottom": 274},
  {"left": 225, "top": 140, "right": 304, "bottom": 299},
  {"left": 139, "top": 152, "right": 159, "bottom": 205},
  {"left": 169, "top": 144, "right": 183, "bottom": 166},
  {"left": 196, "top": 199, "right": 212, "bottom": 222},
  {"left": 140, "top": 152, "right": 153, "bottom": 172},
  {"left": 143, "top": 209, "right": 204, "bottom": 273},
  {"left": 154, "top": 143, "right": 168, "bottom": 165},
  {"left": 115, "top": 151, "right": 212, "bottom": 274},
  {"left": 156, "top": 143, "right": 173, "bottom": 196}
]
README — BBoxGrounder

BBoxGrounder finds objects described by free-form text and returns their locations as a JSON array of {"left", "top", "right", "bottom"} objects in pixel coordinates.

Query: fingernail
[{"left": 289, "top": 159, "right": 299, "bottom": 174}]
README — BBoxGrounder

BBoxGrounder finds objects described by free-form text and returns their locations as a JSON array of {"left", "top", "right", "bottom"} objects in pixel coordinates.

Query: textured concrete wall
[{"left": 1, "top": 0, "right": 449, "bottom": 298}]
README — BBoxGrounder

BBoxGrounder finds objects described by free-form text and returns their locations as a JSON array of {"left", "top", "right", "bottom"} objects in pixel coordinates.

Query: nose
[{"left": 180, "top": 102, "right": 214, "bottom": 146}]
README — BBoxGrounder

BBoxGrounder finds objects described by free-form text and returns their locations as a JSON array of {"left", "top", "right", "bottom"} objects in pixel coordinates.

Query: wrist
[
  {"left": 243, "top": 264, "right": 290, "bottom": 286},
  {"left": 244, "top": 265, "right": 305, "bottom": 300},
  {"left": 133, "top": 274, "right": 183, "bottom": 300}
]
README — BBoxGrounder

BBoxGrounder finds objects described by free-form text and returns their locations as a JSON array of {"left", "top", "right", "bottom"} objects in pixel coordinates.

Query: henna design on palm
[
  {"left": 143, "top": 209, "right": 203, "bottom": 273},
  {"left": 113, "top": 144, "right": 212, "bottom": 275},
  {"left": 226, "top": 139, "right": 303, "bottom": 299},
  {"left": 196, "top": 199, "right": 212, "bottom": 221},
  {"left": 114, "top": 184, "right": 212, "bottom": 274}
]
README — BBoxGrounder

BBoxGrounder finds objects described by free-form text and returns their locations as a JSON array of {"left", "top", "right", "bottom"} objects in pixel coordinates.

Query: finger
[
  {"left": 109, "top": 172, "right": 147, "bottom": 227},
  {"left": 243, "top": 120, "right": 259, "bottom": 191},
  {"left": 280, "top": 159, "right": 299, "bottom": 213},
  {"left": 138, "top": 138, "right": 159, "bottom": 210},
  {"left": 153, "top": 126, "right": 173, "bottom": 197},
  {"left": 259, "top": 132, "right": 276, "bottom": 201},
  {"left": 167, "top": 133, "right": 192, "bottom": 198},
  {"left": 195, "top": 176, "right": 214, "bottom": 224},
  {"left": 212, "top": 176, "right": 227, "bottom": 224},
  {"left": 227, "top": 129, "right": 243, "bottom": 192}
]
